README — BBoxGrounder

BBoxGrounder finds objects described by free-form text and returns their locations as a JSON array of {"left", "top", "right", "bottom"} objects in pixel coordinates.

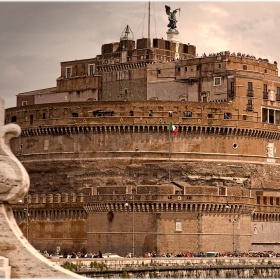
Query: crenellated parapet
[
  {"left": 13, "top": 206, "right": 87, "bottom": 223},
  {"left": 23, "top": 192, "right": 86, "bottom": 203},
  {"left": 12, "top": 193, "right": 88, "bottom": 224},
  {"left": 252, "top": 212, "right": 280, "bottom": 222},
  {"left": 84, "top": 200, "right": 254, "bottom": 215},
  {"left": 83, "top": 190, "right": 255, "bottom": 215},
  {"left": 98, "top": 62, "right": 148, "bottom": 72},
  {"left": 5, "top": 100, "right": 280, "bottom": 141},
  {"left": 18, "top": 123, "right": 280, "bottom": 141}
]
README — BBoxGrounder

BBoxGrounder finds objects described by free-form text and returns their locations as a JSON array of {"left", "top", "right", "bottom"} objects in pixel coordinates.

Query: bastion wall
[{"left": 6, "top": 100, "right": 280, "bottom": 253}]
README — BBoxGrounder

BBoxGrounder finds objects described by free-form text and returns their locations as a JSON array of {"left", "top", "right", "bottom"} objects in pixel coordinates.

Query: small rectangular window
[
  {"left": 219, "top": 187, "right": 226, "bottom": 196},
  {"left": 196, "top": 65, "right": 200, "bottom": 70},
  {"left": 177, "top": 67, "right": 180, "bottom": 72},
  {"left": 231, "top": 81, "right": 235, "bottom": 92},
  {"left": 248, "top": 82, "right": 253, "bottom": 91},
  {"left": 124, "top": 89, "right": 128, "bottom": 94},
  {"left": 43, "top": 113, "right": 46, "bottom": 119},
  {"left": 184, "top": 111, "right": 192, "bottom": 117},
  {"left": 262, "top": 108, "right": 268, "bottom": 122},
  {"left": 247, "top": 99, "right": 253, "bottom": 110},
  {"left": 243, "top": 65, "right": 247, "bottom": 70},
  {"left": 39, "top": 94, "right": 43, "bottom": 98},
  {"left": 207, "top": 113, "right": 213, "bottom": 118},
  {"left": 22, "top": 101, "right": 27, "bottom": 106},
  {"left": 242, "top": 115, "right": 247, "bottom": 120},
  {"left": 184, "top": 66, "right": 188, "bottom": 71},
  {"left": 229, "top": 81, "right": 235, "bottom": 97},
  {"left": 277, "top": 87, "right": 280, "bottom": 101},
  {"left": 269, "top": 109, "right": 275, "bottom": 124},
  {"left": 72, "top": 113, "right": 78, "bottom": 118},
  {"left": 157, "top": 69, "right": 161, "bottom": 74},
  {"left": 66, "top": 67, "right": 71, "bottom": 78},
  {"left": 214, "top": 77, "right": 221, "bottom": 86},
  {"left": 218, "top": 63, "right": 221, "bottom": 69},
  {"left": 224, "top": 112, "right": 231, "bottom": 119},
  {"left": 168, "top": 111, "right": 173, "bottom": 117},
  {"left": 263, "top": 84, "right": 268, "bottom": 99},
  {"left": 88, "top": 64, "right": 95, "bottom": 76}
]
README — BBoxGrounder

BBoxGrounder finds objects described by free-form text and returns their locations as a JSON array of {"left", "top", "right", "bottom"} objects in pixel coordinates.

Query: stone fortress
[{"left": 5, "top": 7, "right": 280, "bottom": 257}]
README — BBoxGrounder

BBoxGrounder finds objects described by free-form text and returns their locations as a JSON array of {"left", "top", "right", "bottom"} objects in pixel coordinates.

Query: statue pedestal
[
  {"left": 167, "top": 29, "right": 179, "bottom": 41},
  {"left": 166, "top": 29, "right": 180, "bottom": 59}
]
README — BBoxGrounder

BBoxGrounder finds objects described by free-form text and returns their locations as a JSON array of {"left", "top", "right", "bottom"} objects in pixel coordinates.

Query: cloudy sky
[{"left": 1, "top": 1, "right": 280, "bottom": 109}]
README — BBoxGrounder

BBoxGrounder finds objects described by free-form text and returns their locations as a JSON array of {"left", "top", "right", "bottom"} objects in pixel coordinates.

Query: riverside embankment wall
[{"left": 51, "top": 257, "right": 280, "bottom": 278}]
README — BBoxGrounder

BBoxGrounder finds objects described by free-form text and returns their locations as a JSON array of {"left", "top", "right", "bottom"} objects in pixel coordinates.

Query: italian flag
[{"left": 169, "top": 122, "right": 178, "bottom": 136}]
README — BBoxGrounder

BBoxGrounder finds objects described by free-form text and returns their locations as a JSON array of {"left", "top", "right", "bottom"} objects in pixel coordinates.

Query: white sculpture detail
[
  {"left": 0, "top": 96, "right": 84, "bottom": 278},
  {"left": 266, "top": 142, "right": 276, "bottom": 158},
  {"left": 0, "top": 121, "right": 29, "bottom": 203}
]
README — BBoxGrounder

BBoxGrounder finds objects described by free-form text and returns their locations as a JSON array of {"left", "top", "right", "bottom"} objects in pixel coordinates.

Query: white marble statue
[
  {"left": 0, "top": 96, "right": 84, "bottom": 278},
  {"left": 0, "top": 98, "right": 29, "bottom": 203}
]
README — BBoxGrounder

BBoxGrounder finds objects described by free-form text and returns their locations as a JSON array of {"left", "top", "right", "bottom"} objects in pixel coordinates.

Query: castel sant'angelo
[{"left": 5, "top": 4, "right": 280, "bottom": 257}]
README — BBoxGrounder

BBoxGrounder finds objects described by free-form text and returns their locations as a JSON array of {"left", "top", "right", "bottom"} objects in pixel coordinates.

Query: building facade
[{"left": 7, "top": 25, "right": 280, "bottom": 256}]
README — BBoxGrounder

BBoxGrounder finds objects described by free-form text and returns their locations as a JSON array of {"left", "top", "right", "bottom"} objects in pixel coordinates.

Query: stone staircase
[{"left": 0, "top": 257, "right": 11, "bottom": 278}]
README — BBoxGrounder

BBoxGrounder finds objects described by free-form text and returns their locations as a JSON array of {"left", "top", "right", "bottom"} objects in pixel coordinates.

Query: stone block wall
[{"left": 86, "top": 208, "right": 253, "bottom": 256}]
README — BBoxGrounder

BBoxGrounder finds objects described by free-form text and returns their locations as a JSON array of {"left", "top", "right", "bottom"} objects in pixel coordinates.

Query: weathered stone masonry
[{"left": 7, "top": 100, "right": 280, "bottom": 254}]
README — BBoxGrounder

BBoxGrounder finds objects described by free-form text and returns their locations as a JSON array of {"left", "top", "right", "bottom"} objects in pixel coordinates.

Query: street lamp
[
  {"left": 23, "top": 194, "right": 29, "bottom": 241},
  {"left": 124, "top": 194, "right": 135, "bottom": 258},
  {"left": 229, "top": 218, "right": 236, "bottom": 252},
  {"left": 18, "top": 197, "right": 29, "bottom": 241}
]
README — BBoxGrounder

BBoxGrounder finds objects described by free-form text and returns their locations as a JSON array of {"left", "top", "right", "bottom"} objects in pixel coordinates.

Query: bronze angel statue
[{"left": 165, "top": 5, "right": 180, "bottom": 30}]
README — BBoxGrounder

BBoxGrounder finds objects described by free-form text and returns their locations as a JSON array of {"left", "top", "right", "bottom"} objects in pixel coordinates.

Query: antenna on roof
[{"left": 148, "top": 0, "right": 150, "bottom": 46}]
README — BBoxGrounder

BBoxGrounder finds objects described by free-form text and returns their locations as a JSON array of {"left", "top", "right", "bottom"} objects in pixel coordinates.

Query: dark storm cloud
[{"left": 1, "top": 1, "right": 280, "bottom": 109}]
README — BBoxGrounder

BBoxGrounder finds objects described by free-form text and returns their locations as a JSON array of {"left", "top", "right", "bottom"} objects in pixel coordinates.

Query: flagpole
[
  {"left": 148, "top": 0, "right": 150, "bottom": 45},
  {"left": 168, "top": 121, "right": 171, "bottom": 186}
]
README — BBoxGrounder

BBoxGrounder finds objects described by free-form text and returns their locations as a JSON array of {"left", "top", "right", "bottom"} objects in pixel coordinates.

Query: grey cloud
[{"left": 1, "top": 1, "right": 280, "bottom": 109}]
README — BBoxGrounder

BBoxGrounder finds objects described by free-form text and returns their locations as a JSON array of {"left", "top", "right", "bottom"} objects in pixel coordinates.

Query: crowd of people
[
  {"left": 42, "top": 249, "right": 280, "bottom": 259},
  {"left": 42, "top": 250, "right": 103, "bottom": 259},
  {"left": 199, "top": 51, "right": 274, "bottom": 64},
  {"left": 161, "top": 51, "right": 276, "bottom": 65},
  {"left": 161, "top": 251, "right": 279, "bottom": 258}
]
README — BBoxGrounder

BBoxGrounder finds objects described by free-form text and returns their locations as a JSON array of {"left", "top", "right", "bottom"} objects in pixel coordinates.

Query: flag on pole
[{"left": 169, "top": 122, "right": 178, "bottom": 136}]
